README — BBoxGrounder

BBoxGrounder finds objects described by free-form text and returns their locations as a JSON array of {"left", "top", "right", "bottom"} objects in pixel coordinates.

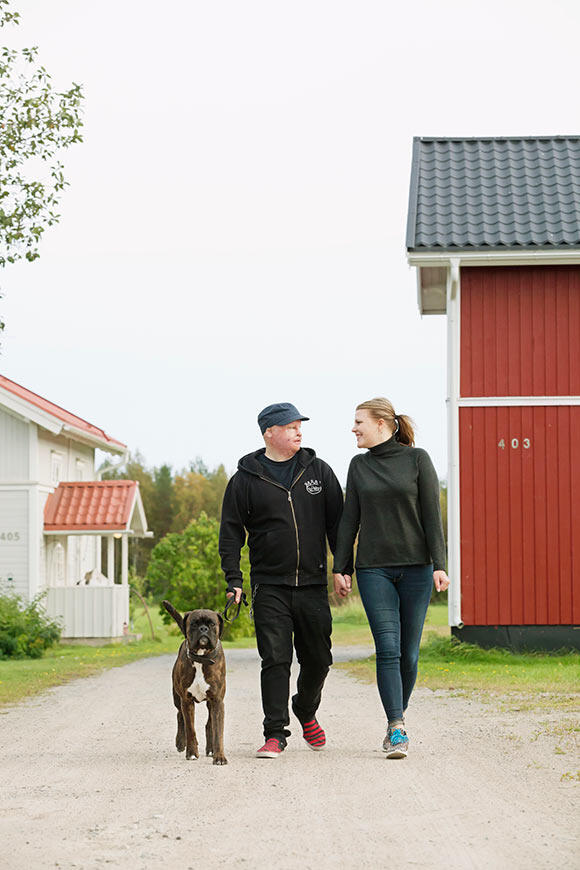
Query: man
[{"left": 219, "top": 402, "right": 343, "bottom": 758}]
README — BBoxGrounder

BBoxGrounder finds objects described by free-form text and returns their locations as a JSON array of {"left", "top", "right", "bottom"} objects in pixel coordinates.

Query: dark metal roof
[{"left": 406, "top": 137, "right": 580, "bottom": 251}]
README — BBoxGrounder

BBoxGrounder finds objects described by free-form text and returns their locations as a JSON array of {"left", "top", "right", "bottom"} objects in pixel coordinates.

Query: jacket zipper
[
  {"left": 258, "top": 468, "right": 306, "bottom": 586},
  {"left": 289, "top": 469, "right": 306, "bottom": 585}
]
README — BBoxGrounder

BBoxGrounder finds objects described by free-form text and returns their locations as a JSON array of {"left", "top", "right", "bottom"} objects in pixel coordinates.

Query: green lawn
[
  {"left": 338, "top": 631, "right": 580, "bottom": 712},
  {"left": 0, "top": 605, "right": 253, "bottom": 708},
  {"left": 0, "top": 600, "right": 444, "bottom": 708},
  {"left": 330, "top": 598, "right": 449, "bottom": 645},
  {"left": 4, "top": 600, "right": 576, "bottom": 714}
]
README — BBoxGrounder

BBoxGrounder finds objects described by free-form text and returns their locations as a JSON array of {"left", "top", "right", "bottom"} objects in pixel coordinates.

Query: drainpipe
[{"left": 447, "top": 258, "right": 462, "bottom": 627}]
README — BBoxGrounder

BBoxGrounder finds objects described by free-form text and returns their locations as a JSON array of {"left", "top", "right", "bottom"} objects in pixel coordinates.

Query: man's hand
[
  {"left": 226, "top": 587, "right": 243, "bottom": 604},
  {"left": 333, "top": 573, "right": 352, "bottom": 598},
  {"left": 433, "top": 570, "right": 450, "bottom": 592}
]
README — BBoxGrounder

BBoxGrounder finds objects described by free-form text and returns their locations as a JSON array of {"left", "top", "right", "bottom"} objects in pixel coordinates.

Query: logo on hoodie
[{"left": 305, "top": 478, "right": 322, "bottom": 495}]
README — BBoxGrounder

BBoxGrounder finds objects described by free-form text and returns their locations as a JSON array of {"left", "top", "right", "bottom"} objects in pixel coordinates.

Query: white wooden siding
[
  {"left": 0, "top": 408, "right": 29, "bottom": 481},
  {"left": 45, "top": 585, "right": 129, "bottom": 638},
  {"left": 0, "top": 490, "right": 29, "bottom": 597},
  {"left": 37, "top": 431, "right": 94, "bottom": 487}
]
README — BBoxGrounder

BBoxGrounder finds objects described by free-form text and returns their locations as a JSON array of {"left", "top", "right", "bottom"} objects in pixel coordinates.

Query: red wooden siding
[
  {"left": 459, "top": 406, "right": 580, "bottom": 626},
  {"left": 460, "top": 266, "right": 580, "bottom": 397}
]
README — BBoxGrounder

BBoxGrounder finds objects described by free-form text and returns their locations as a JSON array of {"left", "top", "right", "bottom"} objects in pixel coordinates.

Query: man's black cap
[{"left": 257, "top": 402, "right": 309, "bottom": 434}]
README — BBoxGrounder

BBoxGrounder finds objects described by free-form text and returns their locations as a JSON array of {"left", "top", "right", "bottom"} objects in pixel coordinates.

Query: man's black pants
[{"left": 252, "top": 583, "right": 332, "bottom": 744}]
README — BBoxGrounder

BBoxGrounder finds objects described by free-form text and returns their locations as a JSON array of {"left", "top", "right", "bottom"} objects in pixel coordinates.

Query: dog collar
[{"left": 186, "top": 640, "right": 220, "bottom": 666}]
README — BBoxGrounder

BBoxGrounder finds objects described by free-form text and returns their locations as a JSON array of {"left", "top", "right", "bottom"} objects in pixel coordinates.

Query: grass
[
  {"left": 3, "top": 599, "right": 577, "bottom": 715},
  {"left": 0, "top": 604, "right": 254, "bottom": 708},
  {"left": 338, "top": 632, "right": 580, "bottom": 712},
  {"left": 330, "top": 598, "right": 449, "bottom": 646},
  {"left": 0, "top": 597, "right": 418, "bottom": 708}
]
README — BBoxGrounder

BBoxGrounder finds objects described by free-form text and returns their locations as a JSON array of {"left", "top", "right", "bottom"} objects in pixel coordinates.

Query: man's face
[{"left": 266, "top": 420, "right": 302, "bottom": 455}]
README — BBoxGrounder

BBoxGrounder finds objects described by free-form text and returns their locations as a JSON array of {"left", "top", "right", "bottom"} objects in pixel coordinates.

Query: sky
[{"left": 2, "top": 0, "right": 579, "bottom": 484}]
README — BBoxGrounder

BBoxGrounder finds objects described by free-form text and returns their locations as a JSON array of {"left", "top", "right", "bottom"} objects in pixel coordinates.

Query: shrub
[
  {"left": 0, "top": 591, "right": 61, "bottom": 659},
  {"left": 146, "top": 511, "right": 254, "bottom": 639}
]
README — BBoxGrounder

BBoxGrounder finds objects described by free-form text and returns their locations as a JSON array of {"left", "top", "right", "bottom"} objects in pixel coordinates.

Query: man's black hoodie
[{"left": 219, "top": 447, "right": 343, "bottom": 591}]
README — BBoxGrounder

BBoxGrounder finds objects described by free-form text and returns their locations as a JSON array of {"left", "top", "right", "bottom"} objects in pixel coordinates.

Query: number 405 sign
[{"left": 498, "top": 438, "right": 531, "bottom": 450}]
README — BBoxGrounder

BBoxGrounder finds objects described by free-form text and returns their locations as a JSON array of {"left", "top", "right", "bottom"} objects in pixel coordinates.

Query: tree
[
  {"left": 150, "top": 464, "right": 175, "bottom": 540},
  {"left": 0, "top": 1, "right": 83, "bottom": 327},
  {"left": 146, "top": 512, "right": 253, "bottom": 638},
  {"left": 172, "top": 462, "right": 229, "bottom": 532},
  {"left": 100, "top": 452, "right": 231, "bottom": 577}
]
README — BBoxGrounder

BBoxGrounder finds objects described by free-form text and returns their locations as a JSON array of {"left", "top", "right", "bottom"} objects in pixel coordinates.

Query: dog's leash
[{"left": 222, "top": 591, "right": 248, "bottom": 624}]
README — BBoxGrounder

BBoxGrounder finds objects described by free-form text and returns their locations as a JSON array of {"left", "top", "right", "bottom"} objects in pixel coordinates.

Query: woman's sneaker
[
  {"left": 256, "top": 737, "right": 285, "bottom": 758},
  {"left": 383, "top": 728, "right": 409, "bottom": 759}
]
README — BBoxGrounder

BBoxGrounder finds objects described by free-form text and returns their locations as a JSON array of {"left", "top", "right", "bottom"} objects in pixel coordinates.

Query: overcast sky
[{"left": 2, "top": 0, "right": 579, "bottom": 483}]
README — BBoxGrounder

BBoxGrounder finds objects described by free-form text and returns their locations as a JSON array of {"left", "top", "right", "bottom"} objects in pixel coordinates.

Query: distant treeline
[
  {"left": 101, "top": 453, "right": 229, "bottom": 576},
  {"left": 101, "top": 452, "right": 448, "bottom": 583}
]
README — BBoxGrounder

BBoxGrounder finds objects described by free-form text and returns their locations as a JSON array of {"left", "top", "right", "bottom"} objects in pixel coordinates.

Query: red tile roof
[
  {"left": 44, "top": 481, "right": 139, "bottom": 531},
  {"left": 0, "top": 374, "right": 126, "bottom": 450}
]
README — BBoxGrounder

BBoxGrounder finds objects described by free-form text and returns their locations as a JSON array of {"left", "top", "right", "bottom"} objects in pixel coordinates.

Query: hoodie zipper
[
  {"left": 257, "top": 468, "right": 306, "bottom": 586},
  {"left": 289, "top": 469, "right": 306, "bottom": 585}
]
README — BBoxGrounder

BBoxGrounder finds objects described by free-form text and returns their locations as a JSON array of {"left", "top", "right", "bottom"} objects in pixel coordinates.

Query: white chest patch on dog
[{"left": 189, "top": 667, "right": 210, "bottom": 702}]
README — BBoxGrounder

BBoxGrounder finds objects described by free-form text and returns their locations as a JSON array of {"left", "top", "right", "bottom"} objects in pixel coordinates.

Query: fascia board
[
  {"left": 130, "top": 487, "right": 150, "bottom": 535},
  {"left": 407, "top": 249, "right": 580, "bottom": 267},
  {"left": 44, "top": 529, "right": 134, "bottom": 536},
  {"left": 62, "top": 424, "right": 127, "bottom": 455},
  {"left": 0, "top": 388, "right": 126, "bottom": 453},
  {"left": 0, "top": 388, "right": 62, "bottom": 434}
]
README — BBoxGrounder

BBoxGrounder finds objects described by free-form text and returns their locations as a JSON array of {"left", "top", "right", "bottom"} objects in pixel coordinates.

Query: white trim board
[
  {"left": 408, "top": 250, "right": 580, "bottom": 268},
  {"left": 44, "top": 529, "right": 135, "bottom": 536},
  {"left": 446, "top": 266, "right": 462, "bottom": 628},
  {"left": 458, "top": 396, "right": 580, "bottom": 407}
]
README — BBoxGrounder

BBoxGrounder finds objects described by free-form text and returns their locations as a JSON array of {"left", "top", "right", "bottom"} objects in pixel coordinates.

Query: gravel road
[{"left": 1, "top": 646, "right": 577, "bottom": 869}]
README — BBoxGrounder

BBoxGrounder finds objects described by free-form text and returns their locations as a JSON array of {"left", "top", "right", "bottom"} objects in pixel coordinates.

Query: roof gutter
[
  {"left": 408, "top": 248, "right": 580, "bottom": 268},
  {"left": 62, "top": 424, "right": 127, "bottom": 456}
]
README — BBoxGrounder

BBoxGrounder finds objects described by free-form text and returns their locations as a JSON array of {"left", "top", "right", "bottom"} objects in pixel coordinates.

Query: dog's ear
[
  {"left": 162, "top": 600, "right": 185, "bottom": 634},
  {"left": 216, "top": 612, "right": 224, "bottom": 638}
]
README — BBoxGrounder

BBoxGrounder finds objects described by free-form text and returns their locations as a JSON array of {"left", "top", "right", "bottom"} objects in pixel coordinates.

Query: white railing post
[
  {"left": 121, "top": 535, "right": 128, "bottom": 585},
  {"left": 107, "top": 536, "right": 115, "bottom": 584}
]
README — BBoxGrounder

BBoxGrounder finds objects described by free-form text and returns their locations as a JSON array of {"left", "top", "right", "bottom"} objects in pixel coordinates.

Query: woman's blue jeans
[{"left": 356, "top": 565, "right": 433, "bottom": 724}]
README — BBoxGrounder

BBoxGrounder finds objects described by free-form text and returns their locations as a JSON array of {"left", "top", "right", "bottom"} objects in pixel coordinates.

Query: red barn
[{"left": 406, "top": 136, "right": 580, "bottom": 650}]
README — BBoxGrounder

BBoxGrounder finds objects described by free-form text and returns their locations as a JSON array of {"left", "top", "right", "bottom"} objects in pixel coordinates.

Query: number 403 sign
[{"left": 498, "top": 438, "right": 531, "bottom": 450}]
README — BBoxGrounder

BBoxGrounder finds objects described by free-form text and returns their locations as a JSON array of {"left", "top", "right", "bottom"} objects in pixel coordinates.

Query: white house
[{"left": 0, "top": 374, "right": 152, "bottom": 639}]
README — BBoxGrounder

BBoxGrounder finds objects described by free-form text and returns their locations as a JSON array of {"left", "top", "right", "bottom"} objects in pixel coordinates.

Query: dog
[{"left": 162, "top": 600, "right": 227, "bottom": 765}]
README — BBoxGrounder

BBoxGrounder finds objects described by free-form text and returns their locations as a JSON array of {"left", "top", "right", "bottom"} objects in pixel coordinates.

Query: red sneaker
[
  {"left": 302, "top": 718, "right": 326, "bottom": 751},
  {"left": 256, "top": 737, "right": 284, "bottom": 758}
]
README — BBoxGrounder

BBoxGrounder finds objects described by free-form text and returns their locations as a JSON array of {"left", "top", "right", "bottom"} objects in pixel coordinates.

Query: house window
[
  {"left": 51, "top": 451, "right": 63, "bottom": 487},
  {"left": 75, "top": 459, "right": 85, "bottom": 481}
]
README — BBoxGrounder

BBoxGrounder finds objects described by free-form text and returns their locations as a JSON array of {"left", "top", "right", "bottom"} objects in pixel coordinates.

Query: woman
[{"left": 333, "top": 398, "right": 449, "bottom": 759}]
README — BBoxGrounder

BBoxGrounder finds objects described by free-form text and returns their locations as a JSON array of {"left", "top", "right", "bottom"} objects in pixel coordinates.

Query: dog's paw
[
  {"left": 176, "top": 736, "right": 186, "bottom": 753},
  {"left": 213, "top": 755, "right": 227, "bottom": 765},
  {"left": 185, "top": 750, "right": 199, "bottom": 761}
]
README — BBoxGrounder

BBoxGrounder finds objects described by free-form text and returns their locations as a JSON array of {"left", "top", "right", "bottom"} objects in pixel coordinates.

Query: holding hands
[
  {"left": 333, "top": 573, "right": 352, "bottom": 598},
  {"left": 334, "top": 570, "right": 449, "bottom": 596}
]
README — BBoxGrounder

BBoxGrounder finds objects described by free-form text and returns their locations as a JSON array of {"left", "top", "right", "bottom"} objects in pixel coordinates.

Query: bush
[
  {"left": 0, "top": 591, "right": 61, "bottom": 659},
  {"left": 146, "top": 512, "right": 254, "bottom": 639}
]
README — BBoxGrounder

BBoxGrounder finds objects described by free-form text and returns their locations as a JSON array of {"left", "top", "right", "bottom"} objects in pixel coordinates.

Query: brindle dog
[{"left": 162, "top": 600, "right": 227, "bottom": 765}]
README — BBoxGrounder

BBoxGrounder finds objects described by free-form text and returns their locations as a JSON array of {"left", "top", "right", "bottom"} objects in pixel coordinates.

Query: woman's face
[{"left": 352, "top": 408, "right": 389, "bottom": 449}]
